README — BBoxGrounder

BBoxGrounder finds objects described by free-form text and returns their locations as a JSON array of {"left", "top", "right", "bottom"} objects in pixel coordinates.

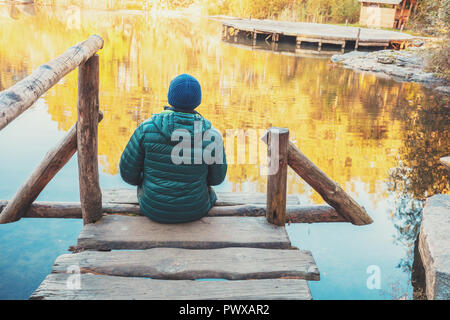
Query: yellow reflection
[{"left": 0, "top": 5, "right": 447, "bottom": 206}]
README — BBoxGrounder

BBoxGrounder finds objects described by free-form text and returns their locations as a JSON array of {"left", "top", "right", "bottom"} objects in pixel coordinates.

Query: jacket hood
[{"left": 150, "top": 110, "right": 212, "bottom": 142}]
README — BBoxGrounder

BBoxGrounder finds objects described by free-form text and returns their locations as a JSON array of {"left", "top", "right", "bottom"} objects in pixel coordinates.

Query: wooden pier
[
  {"left": 0, "top": 36, "right": 373, "bottom": 300},
  {"left": 221, "top": 18, "right": 416, "bottom": 52}
]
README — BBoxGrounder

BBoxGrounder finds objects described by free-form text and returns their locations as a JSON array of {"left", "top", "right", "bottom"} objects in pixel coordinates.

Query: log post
[
  {"left": 296, "top": 36, "right": 301, "bottom": 49},
  {"left": 77, "top": 54, "right": 102, "bottom": 225},
  {"left": 355, "top": 28, "right": 361, "bottom": 50},
  {"left": 286, "top": 141, "right": 373, "bottom": 225},
  {"left": 0, "top": 112, "right": 103, "bottom": 224},
  {"left": 265, "top": 128, "right": 289, "bottom": 226}
]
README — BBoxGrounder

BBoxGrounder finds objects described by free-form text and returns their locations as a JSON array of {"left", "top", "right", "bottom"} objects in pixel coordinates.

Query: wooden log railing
[
  {"left": 0, "top": 36, "right": 372, "bottom": 227},
  {"left": 262, "top": 127, "right": 373, "bottom": 226},
  {"left": 0, "top": 35, "right": 104, "bottom": 225},
  {"left": 0, "top": 199, "right": 348, "bottom": 223},
  {"left": 0, "top": 35, "right": 103, "bottom": 131}
]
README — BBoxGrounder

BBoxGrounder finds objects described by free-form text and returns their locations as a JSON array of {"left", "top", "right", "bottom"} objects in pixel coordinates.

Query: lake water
[{"left": 0, "top": 4, "right": 448, "bottom": 300}]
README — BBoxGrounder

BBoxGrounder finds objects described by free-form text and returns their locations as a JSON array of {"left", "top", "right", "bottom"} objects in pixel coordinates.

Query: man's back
[{"left": 119, "top": 109, "right": 227, "bottom": 223}]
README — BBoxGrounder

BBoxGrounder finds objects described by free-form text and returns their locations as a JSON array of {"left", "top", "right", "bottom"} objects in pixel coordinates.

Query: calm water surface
[{"left": 0, "top": 4, "right": 448, "bottom": 299}]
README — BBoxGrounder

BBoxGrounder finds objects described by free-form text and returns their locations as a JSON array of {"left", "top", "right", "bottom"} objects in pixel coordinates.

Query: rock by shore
[
  {"left": 419, "top": 194, "right": 450, "bottom": 300},
  {"left": 331, "top": 47, "right": 449, "bottom": 94}
]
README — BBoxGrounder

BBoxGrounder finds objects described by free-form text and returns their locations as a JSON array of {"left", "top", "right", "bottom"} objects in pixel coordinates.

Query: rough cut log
[
  {"left": 266, "top": 127, "right": 289, "bottom": 226},
  {"left": 0, "top": 112, "right": 103, "bottom": 224},
  {"left": 0, "top": 200, "right": 350, "bottom": 223},
  {"left": 51, "top": 247, "right": 320, "bottom": 280},
  {"left": 0, "top": 124, "right": 78, "bottom": 224},
  {"left": 286, "top": 141, "right": 373, "bottom": 225},
  {"left": 0, "top": 35, "right": 103, "bottom": 131},
  {"left": 285, "top": 204, "right": 348, "bottom": 223},
  {"left": 30, "top": 274, "right": 312, "bottom": 300},
  {"left": 0, "top": 200, "right": 82, "bottom": 219},
  {"left": 77, "top": 54, "right": 102, "bottom": 225}
]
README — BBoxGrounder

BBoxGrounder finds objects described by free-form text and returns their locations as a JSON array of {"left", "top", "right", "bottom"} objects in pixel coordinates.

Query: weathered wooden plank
[
  {"left": 358, "top": 42, "right": 390, "bottom": 47},
  {"left": 77, "top": 215, "right": 291, "bottom": 250},
  {"left": 52, "top": 247, "right": 320, "bottom": 280},
  {"left": 30, "top": 274, "right": 311, "bottom": 300},
  {"left": 0, "top": 200, "right": 350, "bottom": 223},
  {"left": 296, "top": 37, "right": 345, "bottom": 45},
  {"left": 101, "top": 189, "right": 301, "bottom": 206},
  {"left": 217, "top": 192, "right": 300, "bottom": 205},
  {"left": 77, "top": 54, "right": 102, "bottom": 225},
  {"left": 0, "top": 35, "right": 103, "bottom": 131},
  {"left": 222, "top": 19, "right": 415, "bottom": 42}
]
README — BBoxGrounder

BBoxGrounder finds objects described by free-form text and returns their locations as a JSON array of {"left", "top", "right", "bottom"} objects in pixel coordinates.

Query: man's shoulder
[{"left": 137, "top": 116, "right": 157, "bottom": 131}]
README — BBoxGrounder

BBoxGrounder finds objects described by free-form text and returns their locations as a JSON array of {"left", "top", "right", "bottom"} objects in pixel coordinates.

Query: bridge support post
[
  {"left": 77, "top": 54, "right": 103, "bottom": 225},
  {"left": 296, "top": 36, "right": 301, "bottom": 49},
  {"left": 355, "top": 28, "right": 361, "bottom": 50},
  {"left": 265, "top": 128, "right": 289, "bottom": 226}
]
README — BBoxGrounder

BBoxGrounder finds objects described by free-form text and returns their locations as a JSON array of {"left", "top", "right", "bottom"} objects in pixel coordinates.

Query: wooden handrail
[
  {"left": 262, "top": 127, "right": 373, "bottom": 226},
  {"left": 0, "top": 36, "right": 104, "bottom": 225},
  {"left": 0, "top": 35, "right": 103, "bottom": 131},
  {"left": 287, "top": 141, "right": 373, "bottom": 225},
  {"left": 0, "top": 200, "right": 349, "bottom": 223}
]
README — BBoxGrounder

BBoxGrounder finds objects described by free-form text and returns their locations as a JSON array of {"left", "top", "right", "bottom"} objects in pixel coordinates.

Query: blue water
[
  {"left": 0, "top": 100, "right": 126, "bottom": 299},
  {"left": 2, "top": 7, "right": 442, "bottom": 300},
  {"left": 0, "top": 100, "right": 413, "bottom": 300}
]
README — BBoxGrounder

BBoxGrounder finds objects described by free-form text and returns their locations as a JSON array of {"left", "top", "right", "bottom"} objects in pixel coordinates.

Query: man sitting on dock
[{"left": 119, "top": 74, "right": 227, "bottom": 223}]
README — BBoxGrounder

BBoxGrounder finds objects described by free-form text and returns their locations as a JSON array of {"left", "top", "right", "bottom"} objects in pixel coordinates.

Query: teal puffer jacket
[{"left": 119, "top": 110, "right": 227, "bottom": 223}]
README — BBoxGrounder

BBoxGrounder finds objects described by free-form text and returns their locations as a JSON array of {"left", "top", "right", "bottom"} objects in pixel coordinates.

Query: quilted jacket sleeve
[{"left": 119, "top": 125, "right": 145, "bottom": 186}]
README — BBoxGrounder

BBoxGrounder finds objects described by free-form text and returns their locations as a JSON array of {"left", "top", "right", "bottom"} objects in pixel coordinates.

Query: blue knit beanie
[{"left": 167, "top": 74, "right": 202, "bottom": 110}]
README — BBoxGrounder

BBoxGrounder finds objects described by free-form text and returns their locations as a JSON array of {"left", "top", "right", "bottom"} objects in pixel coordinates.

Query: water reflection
[
  {"left": 387, "top": 93, "right": 449, "bottom": 297},
  {"left": 0, "top": 5, "right": 448, "bottom": 299}
]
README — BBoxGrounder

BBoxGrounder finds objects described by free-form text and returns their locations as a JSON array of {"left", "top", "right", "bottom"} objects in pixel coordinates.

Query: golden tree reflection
[
  {"left": 0, "top": 6, "right": 446, "bottom": 208},
  {"left": 387, "top": 93, "right": 449, "bottom": 273}
]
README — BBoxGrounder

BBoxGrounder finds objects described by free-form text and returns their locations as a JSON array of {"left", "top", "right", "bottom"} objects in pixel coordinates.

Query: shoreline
[{"left": 331, "top": 45, "right": 449, "bottom": 95}]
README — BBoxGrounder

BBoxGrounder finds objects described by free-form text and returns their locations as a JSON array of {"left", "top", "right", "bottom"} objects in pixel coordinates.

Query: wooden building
[{"left": 359, "top": 0, "right": 418, "bottom": 29}]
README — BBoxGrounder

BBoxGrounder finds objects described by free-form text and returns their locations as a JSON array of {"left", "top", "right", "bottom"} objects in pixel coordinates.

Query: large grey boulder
[{"left": 419, "top": 194, "right": 450, "bottom": 300}]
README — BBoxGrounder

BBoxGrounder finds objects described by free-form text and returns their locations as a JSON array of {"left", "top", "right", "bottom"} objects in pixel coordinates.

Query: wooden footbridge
[
  {"left": 0, "top": 36, "right": 373, "bottom": 300},
  {"left": 221, "top": 18, "right": 416, "bottom": 52}
]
